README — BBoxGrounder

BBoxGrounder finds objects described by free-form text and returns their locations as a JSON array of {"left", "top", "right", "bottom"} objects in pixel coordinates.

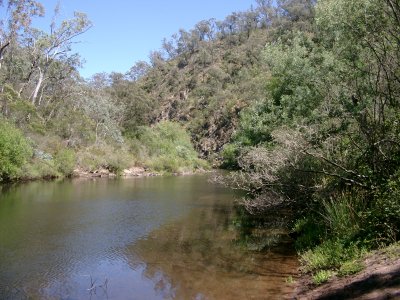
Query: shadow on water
[{"left": 0, "top": 175, "right": 298, "bottom": 299}]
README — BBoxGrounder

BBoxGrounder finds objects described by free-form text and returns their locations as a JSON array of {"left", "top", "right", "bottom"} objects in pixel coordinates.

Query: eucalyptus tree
[
  {"left": 0, "top": 0, "right": 44, "bottom": 86},
  {"left": 81, "top": 81, "right": 124, "bottom": 145},
  {"left": 0, "top": 0, "right": 91, "bottom": 115},
  {"left": 127, "top": 60, "right": 150, "bottom": 82},
  {"left": 24, "top": 9, "right": 92, "bottom": 105}
]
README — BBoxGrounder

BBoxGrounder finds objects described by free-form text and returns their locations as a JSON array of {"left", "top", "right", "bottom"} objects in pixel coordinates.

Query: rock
[{"left": 122, "top": 167, "right": 146, "bottom": 177}]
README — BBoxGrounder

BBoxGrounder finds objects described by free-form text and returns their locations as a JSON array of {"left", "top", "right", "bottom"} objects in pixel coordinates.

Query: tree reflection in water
[{"left": 126, "top": 198, "right": 298, "bottom": 300}]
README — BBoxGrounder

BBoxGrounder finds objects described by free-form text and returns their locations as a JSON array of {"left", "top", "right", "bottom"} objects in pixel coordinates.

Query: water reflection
[
  {"left": 0, "top": 175, "right": 298, "bottom": 299},
  {"left": 127, "top": 195, "right": 298, "bottom": 300}
]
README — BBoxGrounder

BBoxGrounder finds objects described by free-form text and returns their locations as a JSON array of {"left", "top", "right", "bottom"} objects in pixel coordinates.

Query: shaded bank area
[{"left": 293, "top": 243, "right": 400, "bottom": 299}]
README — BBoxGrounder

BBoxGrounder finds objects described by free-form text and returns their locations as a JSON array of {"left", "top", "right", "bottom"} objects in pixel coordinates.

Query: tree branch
[{"left": 303, "top": 150, "right": 370, "bottom": 181}]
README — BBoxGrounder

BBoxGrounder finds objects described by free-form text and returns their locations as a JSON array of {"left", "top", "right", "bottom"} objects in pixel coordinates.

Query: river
[{"left": 0, "top": 175, "right": 297, "bottom": 299}]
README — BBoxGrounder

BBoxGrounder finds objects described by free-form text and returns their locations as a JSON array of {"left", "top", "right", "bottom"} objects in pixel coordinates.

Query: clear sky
[{"left": 34, "top": 0, "right": 257, "bottom": 79}]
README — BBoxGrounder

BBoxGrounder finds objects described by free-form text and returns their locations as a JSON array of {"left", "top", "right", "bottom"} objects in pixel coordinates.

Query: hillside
[{"left": 109, "top": 1, "right": 314, "bottom": 159}]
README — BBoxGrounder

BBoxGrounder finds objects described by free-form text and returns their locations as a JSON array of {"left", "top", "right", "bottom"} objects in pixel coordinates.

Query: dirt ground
[{"left": 292, "top": 245, "right": 400, "bottom": 300}]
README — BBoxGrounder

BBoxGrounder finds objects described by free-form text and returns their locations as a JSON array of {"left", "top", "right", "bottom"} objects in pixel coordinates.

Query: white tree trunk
[{"left": 31, "top": 68, "right": 44, "bottom": 105}]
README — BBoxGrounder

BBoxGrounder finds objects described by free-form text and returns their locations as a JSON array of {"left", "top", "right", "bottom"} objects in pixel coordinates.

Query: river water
[{"left": 0, "top": 175, "right": 298, "bottom": 299}]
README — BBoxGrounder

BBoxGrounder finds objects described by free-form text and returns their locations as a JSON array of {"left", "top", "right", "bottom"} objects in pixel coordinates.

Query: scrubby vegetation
[
  {"left": 135, "top": 121, "right": 209, "bottom": 173},
  {"left": 0, "top": 1, "right": 211, "bottom": 180},
  {"left": 219, "top": 0, "right": 400, "bottom": 281},
  {"left": 0, "top": 119, "right": 32, "bottom": 180}
]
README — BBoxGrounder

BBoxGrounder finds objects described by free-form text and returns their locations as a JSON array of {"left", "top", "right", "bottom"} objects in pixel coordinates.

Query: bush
[
  {"left": 321, "top": 193, "right": 365, "bottom": 240},
  {"left": 301, "top": 239, "right": 366, "bottom": 272},
  {"left": 106, "top": 149, "right": 132, "bottom": 174},
  {"left": 220, "top": 143, "right": 240, "bottom": 169},
  {"left": 76, "top": 143, "right": 133, "bottom": 174},
  {"left": 293, "top": 217, "right": 325, "bottom": 252},
  {"left": 0, "top": 120, "right": 32, "bottom": 181},
  {"left": 54, "top": 149, "right": 76, "bottom": 176},
  {"left": 19, "top": 158, "right": 60, "bottom": 180},
  {"left": 362, "top": 175, "right": 400, "bottom": 245},
  {"left": 135, "top": 121, "right": 209, "bottom": 173},
  {"left": 313, "top": 270, "right": 335, "bottom": 285},
  {"left": 338, "top": 260, "right": 364, "bottom": 276}
]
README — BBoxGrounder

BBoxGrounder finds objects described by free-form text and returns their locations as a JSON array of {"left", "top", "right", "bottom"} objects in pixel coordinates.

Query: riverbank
[
  {"left": 292, "top": 242, "right": 400, "bottom": 299},
  {"left": 72, "top": 166, "right": 160, "bottom": 178},
  {"left": 72, "top": 165, "right": 211, "bottom": 178}
]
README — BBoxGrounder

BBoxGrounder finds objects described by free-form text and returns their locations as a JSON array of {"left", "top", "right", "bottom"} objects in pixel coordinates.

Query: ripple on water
[{"left": 0, "top": 176, "right": 298, "bottom": 299}]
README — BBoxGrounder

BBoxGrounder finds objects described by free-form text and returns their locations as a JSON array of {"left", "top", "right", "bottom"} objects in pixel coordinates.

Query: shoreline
[
  {"left": 0, "top": 166, "right": 213, "bottom": 186},
  {"left": 72, "top": 166, "right": 212, "bottom": 179},
  {"left": 72, "top": 166, "right": 160, "bottom": 178},
  {"left": 291, "top": 242, "right": 400, "bottom": 299}
]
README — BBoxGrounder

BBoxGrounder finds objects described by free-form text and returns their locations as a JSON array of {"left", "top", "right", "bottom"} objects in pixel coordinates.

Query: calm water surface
[{"left": 0, "top": 175, "right": 298, "bottom": 299}]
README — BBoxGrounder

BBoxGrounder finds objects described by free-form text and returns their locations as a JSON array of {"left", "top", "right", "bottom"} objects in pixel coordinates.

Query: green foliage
[
  {"left": 109, "top": 79, "right": 155, "bottom": 137},
  {"left": 293, "top": 217, "right": 324, "bottom": 252},
  {"left": 47, "top": 108, "right": 96, "bottom": 146},
  {"left": 220, "top": 143, "right": 240, "bottom": 169},
  {"left": 320, "top": 193, "right": 364, "bottom": 240},
  {"left": 219, "top": 2, "right": 400, "bottom": 282},
  {"left": 19, "top": 158, "right": 60, "bottom": 180},
  {"left": 0, "top": 120, "right": 32, "bottom": 181},
  {"left": 106, "top": 149, "right": 133, "bottom": 175},
  {"left": 54, "top": 149, "right": 76, "bottom": 176},
  {"left": 9, "top": 100, "right": 37, "bottom": 128},
  {"left": 338, "top": 260, "right": 364, "bottom": 276},
  {"left": 301, "top": 240, "right": 365, "bottom": 272},
  {"left": 76, "top": 144, "right": 133, "bottom": 174},
  {"left": 312, "top": 270, "right": 335, "bottom": 285},
  {"left": 362, "top": 175, "right": 400, "bottom": 245},
  {"left": 136, "top": 121, "right": 209, "bottom": 173},
  {"left": 81, "top": 88, "right": 124, "bottom": 144},
  {"left": 285, "top": 276, "right": 295, "bottom": 284}
]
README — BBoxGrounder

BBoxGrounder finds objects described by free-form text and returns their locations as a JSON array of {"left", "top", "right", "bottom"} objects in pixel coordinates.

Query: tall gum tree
[{"left": 27, "top": 7, "right": 92, "bottom": 105}]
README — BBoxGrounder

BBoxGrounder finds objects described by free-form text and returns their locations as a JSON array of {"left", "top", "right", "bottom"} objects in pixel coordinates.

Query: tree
[
  {"left": 107, "top": 73, "right": 154, "bottom": 136},
  {"left": 25, "top": 9, "right": 92, "bottom": 104},
  {"left": 126, "top": 60, "right": 150, "bottom": 81},
  {"left": 222, "top": 1, "right": 400, "bottom": 247},
  {"left": 0, "top": 0, "right": 44, "bottom": 85},
  {"left": 81, "top": 83, "right": 123, "bottom": 144},
  {"left": 255, "top": 0, "right": 276, "bottom": 28}
]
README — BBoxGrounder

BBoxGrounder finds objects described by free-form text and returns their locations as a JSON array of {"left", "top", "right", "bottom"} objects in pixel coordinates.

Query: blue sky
[{"left": 34, "top": 0, "right": 257, "bottom": 79}]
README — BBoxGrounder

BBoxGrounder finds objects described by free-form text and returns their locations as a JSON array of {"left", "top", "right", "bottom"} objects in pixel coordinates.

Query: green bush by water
[
  {"left": 301, "top": 239, "right": 366, "bottom": 272},
  {"left": 312, "top": 270, "right": 335, "bottom": 285},
  {"left": 136, "top": 121, "right": 209, "bottom": 173},
  {"left": 338, "top": 260, "right": 364, "bottom": 276},
  {"left": 0, "top": 120, "right": 32, "bottom": 181},
  {"left": 55, "top": 149, "right": 76, "bottom": 176}
]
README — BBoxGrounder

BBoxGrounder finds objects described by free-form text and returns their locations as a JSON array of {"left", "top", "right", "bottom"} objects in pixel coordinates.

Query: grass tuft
[{"left": 312, "top": 270, "right": 335, "bottom": 285}]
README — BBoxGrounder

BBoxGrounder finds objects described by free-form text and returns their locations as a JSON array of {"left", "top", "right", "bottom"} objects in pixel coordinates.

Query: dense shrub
[
  {"left": 19, "top": 158, "right": 60, "bottom": 180},
  {"left": 0, "top": 120, "right": 32, "bottom": 181},
  {"left": 219, "top": 0, "right": 400, "bottom": 279},
  {"left": 76, "top": 143, "right": 133, "bottom": 174},
  {"left": 54, "top": 149, "right": 76, "bottom": 176},
  {"left": 136, "top": 121, "right": 209, "bottom": 173}
]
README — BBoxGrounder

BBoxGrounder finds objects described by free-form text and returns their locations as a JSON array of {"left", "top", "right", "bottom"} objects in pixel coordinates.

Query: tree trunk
[
  {"left": 0, "top": 42, "right": 10, "bottom": 70},
  {"left": 95, "top": 122, "right": 100, "bottom": 144},
  {"left": 31, "top": 68, "right": 44, "bottom": 105}
]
